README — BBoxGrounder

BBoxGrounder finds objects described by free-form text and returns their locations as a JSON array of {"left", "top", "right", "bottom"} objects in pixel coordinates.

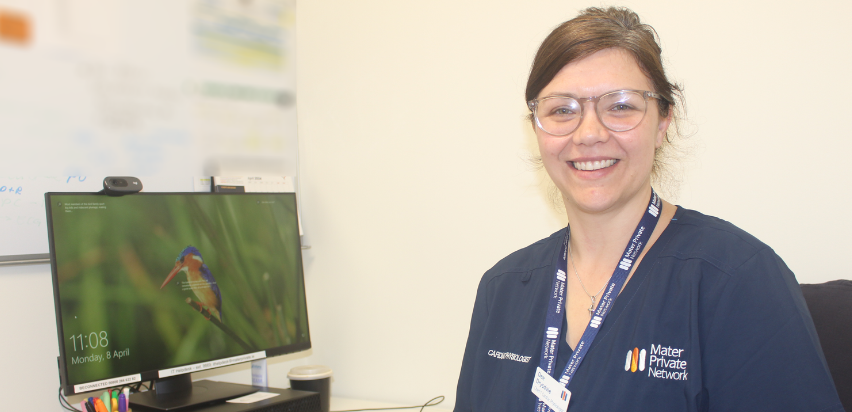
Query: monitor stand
[{"left": 130, "top": 375, "right": 258, "bottom": 411}]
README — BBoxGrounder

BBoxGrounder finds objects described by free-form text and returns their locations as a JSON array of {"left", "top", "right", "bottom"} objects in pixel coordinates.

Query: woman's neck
[{"left": 563, "top": 186, "right": 665, "bottom": 280}]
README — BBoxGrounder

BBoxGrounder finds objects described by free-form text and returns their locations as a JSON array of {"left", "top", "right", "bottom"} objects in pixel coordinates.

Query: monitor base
[
  {"left": 131, "top": 379, "right": 257, "bottom": 411},
  {"left": 131, "top": 382, "right": 321, "bottom": 412}
]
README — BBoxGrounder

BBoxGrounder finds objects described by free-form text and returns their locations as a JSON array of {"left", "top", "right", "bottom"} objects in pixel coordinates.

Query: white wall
[{"left": 2, "top": 0, "right": 851, "bottom": 409}]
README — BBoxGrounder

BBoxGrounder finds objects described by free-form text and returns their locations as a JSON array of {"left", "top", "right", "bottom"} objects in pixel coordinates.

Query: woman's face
[{"left": 535, "top": 48, "right": 671, "bottom": 216}]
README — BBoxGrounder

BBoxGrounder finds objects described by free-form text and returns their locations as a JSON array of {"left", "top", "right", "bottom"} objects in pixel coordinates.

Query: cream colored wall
[{"left": 2, "top": 0, "right": 850, "bottom": 410}]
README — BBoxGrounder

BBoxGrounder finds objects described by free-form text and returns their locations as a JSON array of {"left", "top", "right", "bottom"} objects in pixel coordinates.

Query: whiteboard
[
  {"left": 0, "top": 177, "right": 100, "bottom": 262},
  {"left": 0, "top": 176, "right": 204, "bottom": 263},
  {"left": 0, "top": 0, "right": 298, "bottom": 178},
  {"left": 0, "top": 0, "right": 298, "bottom": 264},
  {"left": 0, "top": 0, "right": 298, "bottom": 177}
]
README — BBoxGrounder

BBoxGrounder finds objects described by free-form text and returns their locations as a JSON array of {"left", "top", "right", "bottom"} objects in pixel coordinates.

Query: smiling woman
[{"left": 453, "top": 6, "right": 843, "bottom": 412}]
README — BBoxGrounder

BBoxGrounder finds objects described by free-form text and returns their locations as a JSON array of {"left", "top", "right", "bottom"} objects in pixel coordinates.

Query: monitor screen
[{"left": 47, "top": 192, "right": 310, "bottom": 399}]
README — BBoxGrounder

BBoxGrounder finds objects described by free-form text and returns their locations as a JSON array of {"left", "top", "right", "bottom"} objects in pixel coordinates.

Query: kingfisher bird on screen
[{"left": 160, "top": 246, "right": 223, "bottom": 322}]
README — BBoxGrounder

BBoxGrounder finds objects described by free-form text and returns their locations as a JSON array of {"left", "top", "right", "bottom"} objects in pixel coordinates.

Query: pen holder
[{"left": 288, "top": 365, "right": 333, "bottom": 412}]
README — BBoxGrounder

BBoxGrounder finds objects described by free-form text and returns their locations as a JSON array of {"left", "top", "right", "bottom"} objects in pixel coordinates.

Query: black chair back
[{"left": 801, "top": 280, "right": 852, "bottom": 411}]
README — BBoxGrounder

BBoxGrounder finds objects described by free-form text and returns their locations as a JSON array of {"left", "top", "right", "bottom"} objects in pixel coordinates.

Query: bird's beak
[{"left": 161, "top": 262, "right": 183, "bottom": 289}]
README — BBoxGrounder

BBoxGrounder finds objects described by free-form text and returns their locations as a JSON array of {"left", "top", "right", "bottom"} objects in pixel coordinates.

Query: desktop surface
[{"left": 330, "top": 396, "right": 453, "bottom": 412}]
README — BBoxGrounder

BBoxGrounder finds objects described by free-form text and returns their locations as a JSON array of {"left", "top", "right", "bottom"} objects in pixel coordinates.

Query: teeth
[{"left": 572, "top": 159, "right": 617, "bottom": 171}]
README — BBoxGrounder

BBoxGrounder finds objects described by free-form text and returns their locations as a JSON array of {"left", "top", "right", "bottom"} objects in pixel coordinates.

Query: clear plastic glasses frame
[{"left": 527, "top": 89, "right": 669, "bottom": 136}]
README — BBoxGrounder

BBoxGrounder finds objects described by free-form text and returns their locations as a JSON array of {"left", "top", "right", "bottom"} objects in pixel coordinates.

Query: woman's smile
[{"left": 571, "top": 159, "right": 618, "bottom": 171}]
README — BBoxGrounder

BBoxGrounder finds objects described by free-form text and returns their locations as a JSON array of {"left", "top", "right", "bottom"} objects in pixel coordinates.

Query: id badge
[{"left": 531, "top": 367, "right": 571, "bottom": 412}]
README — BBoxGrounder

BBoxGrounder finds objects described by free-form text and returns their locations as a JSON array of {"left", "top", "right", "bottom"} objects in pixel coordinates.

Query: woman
[{"left": 453, "top": 7, "right": 842, "bottom": 412}]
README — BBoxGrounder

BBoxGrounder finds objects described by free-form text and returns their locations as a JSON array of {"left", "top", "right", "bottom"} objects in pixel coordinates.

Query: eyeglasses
[{"left": 527, "top": 90, "right": 668, "bottom": 136}]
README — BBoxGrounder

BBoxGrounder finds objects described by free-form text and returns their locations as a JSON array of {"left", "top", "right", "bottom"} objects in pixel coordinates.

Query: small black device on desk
[{"left": 131, "top": 383, "right": 321, "bottom": 412}]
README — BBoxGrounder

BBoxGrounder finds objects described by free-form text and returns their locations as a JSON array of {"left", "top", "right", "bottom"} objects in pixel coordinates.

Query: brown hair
[{"left": 526, "top": 7, "right": 685, "bottom": 185}]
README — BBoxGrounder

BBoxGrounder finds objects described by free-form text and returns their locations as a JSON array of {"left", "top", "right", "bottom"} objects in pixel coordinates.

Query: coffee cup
[{"left": 288, "top": 365, "right": 333, "bottom": 412}]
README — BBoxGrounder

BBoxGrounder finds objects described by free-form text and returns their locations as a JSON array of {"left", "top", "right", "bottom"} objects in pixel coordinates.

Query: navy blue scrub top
[{"left": 454, "top": 207, "right": 843, "bottom": 412}]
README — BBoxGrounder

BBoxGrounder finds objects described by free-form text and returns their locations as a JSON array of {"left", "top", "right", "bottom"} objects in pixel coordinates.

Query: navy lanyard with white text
[{"left": 535, "top": 190, "right": 662, "bottom": 412}]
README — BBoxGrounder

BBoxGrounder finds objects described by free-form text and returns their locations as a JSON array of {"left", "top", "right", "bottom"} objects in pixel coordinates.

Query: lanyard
[{"left": 535, "top": 191, "right": 662, "bottom": 412}]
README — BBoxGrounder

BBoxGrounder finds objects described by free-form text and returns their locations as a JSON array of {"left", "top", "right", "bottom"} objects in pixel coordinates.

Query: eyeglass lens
[{"left": 535, "top": 91, "right": 648, "bottom": 135}]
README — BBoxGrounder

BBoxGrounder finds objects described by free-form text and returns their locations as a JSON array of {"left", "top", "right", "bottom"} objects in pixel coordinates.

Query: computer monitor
[{"left": 46, "top": 192, "right": 311, "bottom": 410}]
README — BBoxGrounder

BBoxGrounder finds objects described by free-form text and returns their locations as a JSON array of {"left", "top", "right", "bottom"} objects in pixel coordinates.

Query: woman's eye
[
  {"left": 610, "top": 103, "right": 636, "bottom": 111},
  {"left": 550, "top": 107, "right": 575, "bottom": 116}
]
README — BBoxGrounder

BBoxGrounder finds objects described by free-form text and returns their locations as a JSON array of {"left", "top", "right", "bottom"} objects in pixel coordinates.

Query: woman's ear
[{"left": 656, "top": 110, "right": 673, "bottom": 148}]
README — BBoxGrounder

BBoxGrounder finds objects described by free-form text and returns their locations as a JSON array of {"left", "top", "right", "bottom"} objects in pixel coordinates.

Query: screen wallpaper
[{"left": 49, "top": 193, "right": 310, "bottom": 387}]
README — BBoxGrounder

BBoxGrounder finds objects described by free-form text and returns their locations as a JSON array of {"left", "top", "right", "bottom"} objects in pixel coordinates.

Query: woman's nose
[{"left": 571, "top": 102, "right": 610, "bottom": 145}]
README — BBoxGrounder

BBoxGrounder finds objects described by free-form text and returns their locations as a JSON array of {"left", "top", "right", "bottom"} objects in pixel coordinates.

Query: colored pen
[
  {"left": 118, "top": 394, "right": 126, "bottom": 412},
  {"left": 93, "top": 399, "right": 106, "bottom": 412},
  {"left": 112, "top": 397, "right": 119, "bottom": 412},
  {"left": 100, "top": 392, "right": 110, "bottom": 411},
  {"left": 86, "top": 400, "right": 96, "bottom": 412},
  {"left": 123, "top": 388, "right": 130, "bottom": 410}
]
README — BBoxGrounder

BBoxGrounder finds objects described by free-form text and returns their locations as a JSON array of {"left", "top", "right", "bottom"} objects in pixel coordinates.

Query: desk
[
  {"left": 61, "top": 390, "right": 451, "bottom": 411},
  {"left": 331, "top": 396, "right": 452, "bottom": 412}
]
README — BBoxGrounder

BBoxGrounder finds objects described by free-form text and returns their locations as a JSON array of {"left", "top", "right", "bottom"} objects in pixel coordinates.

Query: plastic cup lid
[{"left": 288, "top": 365, "right": 333, "bottom": 380}]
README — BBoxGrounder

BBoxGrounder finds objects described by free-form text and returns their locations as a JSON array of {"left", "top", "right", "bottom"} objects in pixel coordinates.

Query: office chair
[{"left": 801, "top": 280, "right": 852, "bottom": 412}]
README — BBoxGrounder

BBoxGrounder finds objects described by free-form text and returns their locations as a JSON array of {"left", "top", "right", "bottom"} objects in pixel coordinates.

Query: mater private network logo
[{"left": 625, "top": 344, "right": 688, "bottom": 380}]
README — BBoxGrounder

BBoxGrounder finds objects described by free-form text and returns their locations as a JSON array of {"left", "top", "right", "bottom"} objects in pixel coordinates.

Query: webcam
[{"left": 102, "top": 176, "right": 143, "bottom": 196}]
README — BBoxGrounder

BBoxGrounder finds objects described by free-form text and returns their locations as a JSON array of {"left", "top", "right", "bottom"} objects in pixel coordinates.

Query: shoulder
[
  {"left": 660, "top": 211, "right": 843, "bottom": 410},
  {"left": 472, "top": 228, "right": 565, "bottom": 301},
  {"left": 480, "top": 228, "right": 565, "bottom": 284},
  {"left": 659, "top": 207, "right": 777, "bottom": 274}
]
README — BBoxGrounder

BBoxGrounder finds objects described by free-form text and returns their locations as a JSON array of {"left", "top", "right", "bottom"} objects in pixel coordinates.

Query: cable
[
  {"left": 331, "top": 395, "right": 445, "bottom": 412},
  {"left": 58, "top": 386, "right": 82, "bottom": 411}
]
